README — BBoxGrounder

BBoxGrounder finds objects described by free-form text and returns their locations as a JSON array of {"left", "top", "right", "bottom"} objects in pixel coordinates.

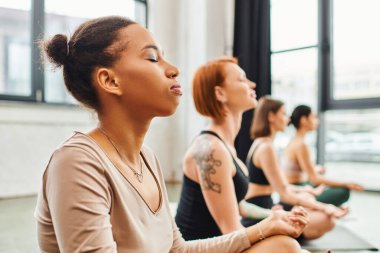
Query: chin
[{"left": 157, "top": 104, "right": 179, "bottom": 117}]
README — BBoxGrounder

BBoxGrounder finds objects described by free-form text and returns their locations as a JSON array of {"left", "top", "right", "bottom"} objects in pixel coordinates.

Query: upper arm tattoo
[{"left": 192, "top": 138, "right": 222, "bottom": 193}]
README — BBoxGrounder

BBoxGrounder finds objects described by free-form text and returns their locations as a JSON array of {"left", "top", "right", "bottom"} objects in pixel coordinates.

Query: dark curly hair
[{"left": 42, "top": 16, "right": 136, "bottom": 110}]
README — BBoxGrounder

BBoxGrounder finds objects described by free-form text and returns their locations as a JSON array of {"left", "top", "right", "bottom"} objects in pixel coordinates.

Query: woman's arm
[
  {"left": 239, "top": 200, "right": 271, "bottom": 219},
  {"left": 295, "top": 142, "right": 364, "bottom": 191},
  {"left": 43, "top": 147, "right": 116, "bottom": 252},
  {"left": 170, "top": 217, "right": 251, "bottom": 253},
  {"left": 257, "top": 143, "right": 335, "bottom": 213},
  {"left": 190, "top": 137, "right": 244, "bottom": 234},
  {"left": 286, "top": 183, "right": 325, "bottom": 196},
  {"left": 170, "top": 207, "right": 309, "bottom": 253}
]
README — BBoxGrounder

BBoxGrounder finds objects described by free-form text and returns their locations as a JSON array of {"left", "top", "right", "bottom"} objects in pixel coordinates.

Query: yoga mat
[{"left": 301, "top": 225, "right": 378, "bottom": 252}]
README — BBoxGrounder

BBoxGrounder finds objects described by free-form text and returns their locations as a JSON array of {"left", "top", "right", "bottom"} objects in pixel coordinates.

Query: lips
[{"left": 170, "top": 84, "right": 183, "bottom": 95}]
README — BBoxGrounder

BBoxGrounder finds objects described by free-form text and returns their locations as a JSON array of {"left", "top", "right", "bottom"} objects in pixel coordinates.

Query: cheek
[{"left": 283, "top": 116, "right": 288, "bottom": 125}]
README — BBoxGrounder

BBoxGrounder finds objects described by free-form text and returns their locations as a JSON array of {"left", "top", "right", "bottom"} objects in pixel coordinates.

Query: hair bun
[
  {"left": 288, "top": 115, "right": 294, "bottom": 126},
  {"left": 43, "top": 34, "right": 69, "bottom": 67}
]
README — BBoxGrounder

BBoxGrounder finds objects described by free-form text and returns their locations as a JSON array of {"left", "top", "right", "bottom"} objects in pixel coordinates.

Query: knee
[
  {"left": 332, "top": 187, "right": 350, "bottom": 206},
  {"left": 271, "top": 235, "right": 301, "bottom": 253},
  {"left": 325, "top": 213, "right": 336, "bottom": 230},
  {"left": 305, "top": 214, "right": 336, "bottom": 240},
  {"left": 319, "top": 214, "right": 336, "bottom": 236},
  {"left": 340, "top": 187, "right": 350, "bottom": 203},
  {"left": 244, "top": 235, "right": 301, "bottom": 253}
]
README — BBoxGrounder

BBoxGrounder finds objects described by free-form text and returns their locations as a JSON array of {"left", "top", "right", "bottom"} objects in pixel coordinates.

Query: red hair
[{"left": 192, "top": 57, "right": 238, "bottom": 120}]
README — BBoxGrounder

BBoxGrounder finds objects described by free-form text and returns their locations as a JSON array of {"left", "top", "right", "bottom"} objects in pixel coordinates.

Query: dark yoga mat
[{"left": 301, "top": 225, "right": 378, "bottom": 252}]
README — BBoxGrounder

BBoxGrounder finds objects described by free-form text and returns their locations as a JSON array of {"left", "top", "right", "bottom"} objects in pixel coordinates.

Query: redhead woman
[
  {"left": 283, "top": 105, "right": 364, "bottom": 207},
  {"left": 242, "top": 96, "right": 348, "bottom": 240},
  {"left": 175, "top": 58, "right": 310, "bottom": 253},
  {"left": 34, "top": 17, "right": 308, "bottom": 252}
]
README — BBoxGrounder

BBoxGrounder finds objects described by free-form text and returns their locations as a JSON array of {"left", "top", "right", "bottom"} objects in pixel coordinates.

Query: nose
[
  {"left": 249, "top": 80, "right": 256, "bottom": 89},
  {"left": 165, "top": 62, "right": 180, "bottom": 79}
]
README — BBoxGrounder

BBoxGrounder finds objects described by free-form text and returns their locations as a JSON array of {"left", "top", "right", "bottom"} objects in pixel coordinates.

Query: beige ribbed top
[{"left": 35, "top": 132, "right": 251, "bottom": 253}]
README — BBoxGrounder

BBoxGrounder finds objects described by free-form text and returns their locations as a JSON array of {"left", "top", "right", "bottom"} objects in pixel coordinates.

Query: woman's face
[
  {"left": 220, "top": 63, "right": 257, "bottom": 113},
  {"left": 271, "top": 105, "right": 289, "bottom": 132},
  {"left": 305, "top": 111, "right": 320, "bottom": 131},
  {"left": 109, "top": 24, "right": 181, "bottom": 117}
]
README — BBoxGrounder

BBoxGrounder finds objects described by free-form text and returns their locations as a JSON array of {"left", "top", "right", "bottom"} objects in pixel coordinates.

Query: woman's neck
[
  {"left": 98, "top": 107, "right": 151, "bottom": 164},
  {"left": 295, "top": 128, "right": 308, "bottom": 138},
  {"left": 209, "top": 112, "right": 242, "bottom": 146},
  {"left": 260, "top": 135, "right": 275, "bottom": 143},
  {"left": 267, "top": 126, "right": 278, "bottom": 141}
]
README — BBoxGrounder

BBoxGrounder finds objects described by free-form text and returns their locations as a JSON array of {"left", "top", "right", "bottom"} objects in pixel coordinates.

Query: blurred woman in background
[
  {"left": 283, "top": 105, "right": 364, "bottom": 207},
  {"left": 242, "top": 96, "right": 348, "bottom": 240}
]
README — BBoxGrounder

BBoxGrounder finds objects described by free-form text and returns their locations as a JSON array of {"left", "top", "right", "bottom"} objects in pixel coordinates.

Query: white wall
[
  {"left": 0, "top": 0, "right": 235, "bottom": 198},
  {"left": 0, "top": 103, "right": 97, "bottom": 198}
]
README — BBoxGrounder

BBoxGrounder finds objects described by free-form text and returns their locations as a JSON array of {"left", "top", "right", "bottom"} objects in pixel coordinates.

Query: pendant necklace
[{"left": 99, "top": 128, "right": 144, "bottom": 183}]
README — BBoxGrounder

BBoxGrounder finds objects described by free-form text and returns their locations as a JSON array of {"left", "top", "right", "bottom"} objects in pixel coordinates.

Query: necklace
[{"left": 99, "top": 128, "right": 144, "bottom": 183}]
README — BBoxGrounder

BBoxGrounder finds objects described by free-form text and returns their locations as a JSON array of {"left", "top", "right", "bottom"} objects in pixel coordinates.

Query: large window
[
  {"left": 0, "top": 0, "right": 147, "bottom": 104},
  {"left": 332, "top": 0, "right": 380, "bottom": 101},
  {"left": 270, "top": 0, "right": 380, "bottom": 190},
  {"left": 324, "top": 109, "right": 380, "bottom": 190},
  {"left": 0, "top": 1, "right": 32, "bottom": 97},
  {"left": 270, "top": 0, "right": 318, "bottom": 152},
  {"left": 322, "top": 0, "right": 380, "bottom": 190}
]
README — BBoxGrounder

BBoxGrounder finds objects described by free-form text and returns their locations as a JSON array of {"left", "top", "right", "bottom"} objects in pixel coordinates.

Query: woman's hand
[
  {"left": 315, "top": 165, "right": 326, "bottom": 175},
  {"left": 345, "top": 182, "right": 364, "bottom": 191},
  {"left": 323, "top": 204, "right": 349, "bottom": 218},
  {"left": 260, "top": 207, "right": 309, "bottom": 239},
  {"left": 304, "top": 184, "right": 325, "bottom": 196}
]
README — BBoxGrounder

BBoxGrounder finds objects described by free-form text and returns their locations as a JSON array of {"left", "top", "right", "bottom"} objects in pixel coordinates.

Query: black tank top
[
  {"left": 175, "top": 130, "right": 249, "bottom": 240},
  {"left": 247, "top": 142, "right": 270, "bottom": 185}
]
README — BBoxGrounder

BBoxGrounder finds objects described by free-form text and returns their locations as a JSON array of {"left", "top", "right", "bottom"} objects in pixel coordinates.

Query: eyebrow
[{"left": 141, "top": 44, "right": 164, "bottom": 55}]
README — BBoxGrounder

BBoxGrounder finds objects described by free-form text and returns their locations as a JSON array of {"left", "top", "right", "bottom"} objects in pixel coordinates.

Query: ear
[
  {"left": 94, "top": 67, "right": 123, "bottom": 96},
  {"left": 300, "top": 116, "right": 308, "bottom": 127},
  {"left": 268, "top": 111, "right": 275, "bottom": 123},
  {"left": 214, "top": 85, "right": 227, "bottom": 103}
]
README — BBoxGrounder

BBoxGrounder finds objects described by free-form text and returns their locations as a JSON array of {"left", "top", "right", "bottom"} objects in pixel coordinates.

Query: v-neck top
[{"left": 34, "top": 132, "right": 251, "bottom": 253}]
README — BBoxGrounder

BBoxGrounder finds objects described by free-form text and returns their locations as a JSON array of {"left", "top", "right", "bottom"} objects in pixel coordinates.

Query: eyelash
[{"left": 147, "top": 58, "right": 158, "bottom": 62}]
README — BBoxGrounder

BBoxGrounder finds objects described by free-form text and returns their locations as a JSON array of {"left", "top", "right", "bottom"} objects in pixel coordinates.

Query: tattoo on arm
[{"left": 193, "top": 141, "right": 222, "bottom": 193}]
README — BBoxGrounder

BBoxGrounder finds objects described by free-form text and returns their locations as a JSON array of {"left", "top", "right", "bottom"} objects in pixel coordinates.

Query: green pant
[{"left": 295, "top": 182, "right": 350, "bottom": 207}]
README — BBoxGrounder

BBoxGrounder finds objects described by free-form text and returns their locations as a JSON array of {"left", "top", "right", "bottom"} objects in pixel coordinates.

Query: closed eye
[{"left": 147, "top": 58, "right": 158, "bottom": 62}]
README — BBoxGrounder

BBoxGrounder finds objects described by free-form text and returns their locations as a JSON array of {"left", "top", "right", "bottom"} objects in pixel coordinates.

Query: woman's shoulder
[
  {"left": 51, "top": 132, "right": 106, "bottom": 160},
  {"left": 254, "top": 138, "right": 273, "bottom": 152},
  {"left": 287, "top": 137, "right": 307, "bottom": 151},
  {"left": 189, "top": 134, "right": 231, "bottom": 162},
  {"left": 194, "top": 133, "right": 228, "bottom": 150},
  {"left": 41, "top": 132, "right": 112, "bottom": 191},
  {"left": 47, "top": 132, "right": 106, "bottom": 170}
]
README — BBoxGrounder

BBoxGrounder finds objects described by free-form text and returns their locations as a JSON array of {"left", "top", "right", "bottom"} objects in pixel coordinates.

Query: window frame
[
  {"left": 270, "top": 0, "right": 380, "bottom": 164},
  {"left": 317, "top": 0, "right": 380, "bottom": 163},
  {"left": 319, "top": 0, "right": 380, "bottom": 111},
  {"left": 0, "top": 0, "right": 148, "bottom": 105}
]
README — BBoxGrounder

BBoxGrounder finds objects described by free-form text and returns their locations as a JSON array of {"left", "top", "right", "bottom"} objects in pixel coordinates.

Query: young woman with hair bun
[{"left": 284, "top": 105, "right": 364, "bottom": 207}]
